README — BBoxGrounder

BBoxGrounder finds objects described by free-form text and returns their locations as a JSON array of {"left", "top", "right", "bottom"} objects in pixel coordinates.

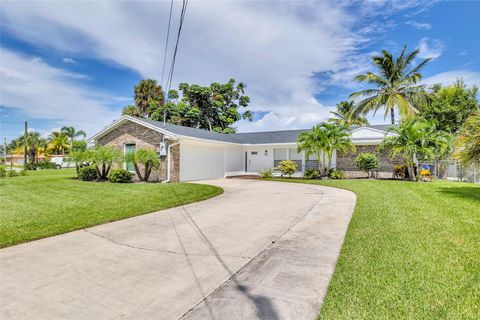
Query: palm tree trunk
[
  {"left": 390, "top": 108, "right": 395, "bottom": 124},
  {"left": 134, "top": 163, "right": 143, "bottom": 181}
]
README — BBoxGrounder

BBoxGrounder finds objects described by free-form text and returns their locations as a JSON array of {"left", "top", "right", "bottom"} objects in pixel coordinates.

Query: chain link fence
[{"left": 419, "top": 160, "right": 479, "bottom": 184}]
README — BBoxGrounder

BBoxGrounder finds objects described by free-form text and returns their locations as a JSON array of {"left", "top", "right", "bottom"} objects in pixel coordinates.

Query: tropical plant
[
  {"left": 89, "top": 145, "right": 123, "bottom": 181},
  {"left": 48, "top": 131, "right": 70, "bottom": 155},
  {"left": 278, "top": 160, "right": 297, "bottom": 178},
  {"left": 135, "top": 79, "right": 165, "bottom": 117},
  {"left": 350, "top": 46, "right": 431, "bottom": 124},
  {"left": 68, "top": 150, "right": 90, "bottom": 175},
  {"left": 124, "top": 148, "right": 160, "bottom": 182},
  {"left": 36, "top": 160, "right": 56, "bottom": 170},
  {"left": 0, "top": 166, "right": 6, "bottom": 178},
  {"left": 11, "top": 132, "right": 47, "bottom": 166},
  {"left": 454, "top": 112, "right": 480, "bottom": 166},
  {"left": 61, "top": 126, "right": 86, "bottom": 151},
  {"left": 78, "top": 165, "right": 98, "bottom": 181},
  {"left": 303, "top": 168, "right": 320, "bottom": 179},
  {"left": 8, "top": 170, "right": 18, "bottom": 177},
  {"left": 328, "top": 168, "right": 346, "bottom": 179},
  {"left": 355, "top": 153, "right": 379, "bottom": 178},
  {"left": 121, "top": 105, "right": 141, "bottom": 117},
  {"left": 419, "top": 79, "right": 479, "bottom": 133},
  {"left": 380, "top": 119, "right": 451, "bottom": 181},
  {"left": 393, "top": 164, "right": 408, "bottom": 179},
  {"left": 108, "top": 169, "right": 133, "bottom": 183},
  {"left": 328, "top": 100, "right": 369, "bottom": 126},
  {"left": 259, "top": 168, "right": 274, "bottom": 178}
]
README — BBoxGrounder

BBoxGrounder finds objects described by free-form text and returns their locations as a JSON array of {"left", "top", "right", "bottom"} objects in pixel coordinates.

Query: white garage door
[{"left": 180, "top": 143, "right": 225, "bottom": 181}]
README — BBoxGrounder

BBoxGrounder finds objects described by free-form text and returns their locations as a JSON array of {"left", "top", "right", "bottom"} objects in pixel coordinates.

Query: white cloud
[
  {"left": 62, "top": 57, "right": 75, "bottom": 64},
  {"left": 417, "top": 37, "right": 445, "bottom": 60},
  {"left": 422, "top": 70, "right": 480, "bottom": 88},
  {"left": 405, "top": 21, "right": 431, "bottom": 30},
  {"left": 0, "top": 48, "right": 118, "bottom": 136}
]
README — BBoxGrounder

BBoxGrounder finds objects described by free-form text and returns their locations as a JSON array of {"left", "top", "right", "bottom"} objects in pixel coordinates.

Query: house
[{"left": 90, "top": 116, "right": 400, "bottom": 182}]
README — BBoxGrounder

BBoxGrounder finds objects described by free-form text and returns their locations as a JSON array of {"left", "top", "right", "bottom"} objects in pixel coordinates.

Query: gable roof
[{"left": 91, "top": 116, "right": 393, "bottom": 145}]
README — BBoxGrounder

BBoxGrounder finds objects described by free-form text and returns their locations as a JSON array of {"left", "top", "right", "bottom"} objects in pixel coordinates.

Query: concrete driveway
[{"left": 0, "top": 179, "right": 356, "bottom": 320}]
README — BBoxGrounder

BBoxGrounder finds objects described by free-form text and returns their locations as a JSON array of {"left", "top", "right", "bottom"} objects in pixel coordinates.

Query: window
[
  {"left": 289, "top": 148, "right": 302, "bottom": 170},
  {"left": 251, "top": 151, "right": 258, "bottom": 155},
  {"left": 125, "top": 143, "right": 136, "bottom": 172},
  {"left": 274, "top": 148, "right": 287, "bottom": 167}
]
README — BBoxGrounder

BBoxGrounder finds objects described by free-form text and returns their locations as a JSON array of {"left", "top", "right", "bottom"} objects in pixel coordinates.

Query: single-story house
[{"left": 90, "top": 116, "right": 401, "bottom": 182}]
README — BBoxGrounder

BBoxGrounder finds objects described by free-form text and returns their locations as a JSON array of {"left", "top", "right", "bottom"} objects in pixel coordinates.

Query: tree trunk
[
  {"left": 144, "top": 161, "right": 152, "bottom": 181},
  {"left": 390, "top": 108, "right": 395, "bottom": 125},
  {"left": 206, "top": 117, "right": 212, "bottom": 131},
  {"left": 134, "top": 163, "right": 143, "bottom": 181}
]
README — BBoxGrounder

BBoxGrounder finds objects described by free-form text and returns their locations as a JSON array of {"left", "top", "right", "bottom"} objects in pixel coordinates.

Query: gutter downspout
[{"left": 162, "top": 141, "right": 180, "bottom": 183}]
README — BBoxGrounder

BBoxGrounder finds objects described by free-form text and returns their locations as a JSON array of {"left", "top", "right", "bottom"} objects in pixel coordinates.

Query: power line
[
  {"left": 160, "top": 0, "right": 174, "bottom": 90},
  {"left": 166, "top": 0, "right": 189, "bottom": 94}
]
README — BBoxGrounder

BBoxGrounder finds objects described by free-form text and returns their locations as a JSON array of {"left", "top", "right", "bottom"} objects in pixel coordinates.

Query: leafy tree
[
  {"left": 124, "top": 148, "right": 160, "bottom": 181},
  {"left": 61, "top": 126, "right": 86, "bottom": 151},
  {"left": 48, "top": 131, "right": 70, "bottom": 155},
  {"left": 454, "top": 112, "right": 480, "bottom": 166},
  {"left": 89, "top": 145, "right": 123, "bottom": 181},
  {"left": 380, "top": 119, "right": 451, "bottom": 181},
  {"left": 350, "top": 46, "right": 431, "bottom": 124},
  {"left": 72, "top": 140, "right": 87, "bottom": 152},
  {"left": 355, "top": 153, "right": 379, "bottom": 177},
  {"left": 151, "top": 79, "right": 252, "bottom": 133},
  {"left": 419, "top": 79, "right": 479, "bottom": 133},
  {"left": 122, "top": 105, "right": 140, "bottom": 117},
  {"left": 328, "top": 100, "right": 369, "bottom": 126}
]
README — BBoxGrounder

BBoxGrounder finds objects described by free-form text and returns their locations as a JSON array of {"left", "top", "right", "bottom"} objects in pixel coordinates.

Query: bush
[
  {"left": 108, "top": 169, "right": 133, "bottom": 183},
  {"left": 37, "top": 160, "right": 57, "bottom": 169},
  {"left": 329, "top": 168, "right": 346, "bottom": 179},
  {"left": 304, "top": 168, "right": 320, "bottom": 179},
  {"left": 355, "top": 153, "right": 379, "bottom": 177},
  {"left": 78, "top": 166, "right": 98, "bottom": 181},
  {"left": 25, "top": 163, "right": 37, "bottom": 170},
  {"left": 278, "top": 160, "right": 298, "bottom": 178},
  {"left": 19, "top": 170, "right": 28, "bottom": 176},
  {"left": 259, "top": 168, "right": 274, "bottom": 178},
  {"left": 394, "top": 164, "right": 408, "bottom": 179},
  {"left": 0, "top": 166, "right": 6, "bottom": 178},
  {"left": 8, "top": 170, "right": 18, "bottom": 177}
]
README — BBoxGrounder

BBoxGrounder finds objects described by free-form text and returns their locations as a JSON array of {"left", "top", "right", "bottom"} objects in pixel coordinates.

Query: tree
[
  {"left": 380, "top": 119, "right": 451, "bottom": 181},
  {"left": 454, "top": 112, "right": 480, "bottom": 166},
  {"left": 134, "top": 79, "right": 164, "bottom": 117},
  {"left": 297, "top": 123, "right": 355, "bottom": 176},
  {"left": 88, "top": 145, "right": 123, "bottom": 181},
  {"left": 151, "top": 79, "right": 252, "bottom": 133},
  {"left": 124, "top": 148, "right": 160, "bottom": 181},
  {"left": 328, "top": 100, "right": 369, "bottom": 126},
  {"left": 11, "top": 132, "right": 46, "bottom": 165},
  {"left": 355, "top": 153, "right": 379, "bottom": 177},
  {"left": 68, "top": 150, "right": 90, "bottom": 176},
  {"left": 350, "top": 46, "right": 431, "bottom": 124},
  {"left": 48, "top": 131, "right": 70, "bottom": 155},
  {"left": 122, "top": 105, "right": 140, "bottom": 117},
  {"left": 61, "top": 126, "right": 86, "bottom": 151},
  {"left": 419, "top": 79, "right": 479, "bottom": 133}
]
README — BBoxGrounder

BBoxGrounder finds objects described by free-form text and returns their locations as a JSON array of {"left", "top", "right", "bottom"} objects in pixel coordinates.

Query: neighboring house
[{"left": 90, "top": 116, "right": 400, "bottom": 182}]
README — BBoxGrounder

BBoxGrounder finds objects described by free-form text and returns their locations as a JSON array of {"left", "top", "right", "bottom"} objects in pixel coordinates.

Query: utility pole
[
  {"left": 3, "top": 137, "right": 6, "bottom": 165},
  {"left": 24, "top": 121, "right": 27, "bottom": 168}
]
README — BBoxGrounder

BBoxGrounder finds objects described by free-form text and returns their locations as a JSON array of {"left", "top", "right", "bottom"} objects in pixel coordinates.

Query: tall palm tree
[
  {"left": 48, "top": 132, "right": 70, "bottom": 155},
  {"left": 61, "top": 126, "right": 86, "bottom": 151},
  {"left": 134, "top": 79, "right": 164, "bottom": 117},
  {"left": 17, "top": 132, "right": 44, "bottom": 164},
  {"left": 298, "top": 123, "right": 355, "bottom": 176},
  {"left": 328, "top": 100, "right": 369, "bottom": 126},
  {"left": 350, "top": 46, "right": 431, "bottom": 124},
  {"left": 381, "top": 119, "right": 451, "bottom": 180}
]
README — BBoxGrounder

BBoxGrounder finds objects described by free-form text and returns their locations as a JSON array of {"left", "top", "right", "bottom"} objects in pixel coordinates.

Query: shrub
[
  {"left": 394, "top": 164, "right": 408, "bottom": 179},
  {"left": 37, "top": 160, "right": 56, "bottom": 169},
  {"left": 278, "top": 160, "right": 297, "bottom": 178},
  {"left": 304, "top": 168, "right": 320, "bottom": 179},
  {"left": 8, "top": 170, "right": 18, "bottom": 177},
  {"left": 355, "top": 153, "right": 379, "bottom": 177},
  {"left": 259, "top": 168, "right": 274, "bottom": 178},
  {"left": 78, "top": 166, "right": 98, "bottom": 181},
  {"left": 329, "top": 168, "right": 346, "bottom": 179},
  {"left": 0, "top": 166, "right": 6, "bottom": 178},
  {"left": 108, "top": 169, "right": 133, "bottom": 183},
  {"left": 19, "top": 170, "right": 28, "bottom": 176},
  {"left": 25, "top": 163, "right": 37, "bottom": 170}
]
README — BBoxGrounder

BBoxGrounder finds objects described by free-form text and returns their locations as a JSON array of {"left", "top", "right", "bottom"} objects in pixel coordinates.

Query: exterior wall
[
  {"left": 336, "top": 144, "right": 403, "bottom": 174},
  {"left": 179, "top": 139, "right": 226, "bottom": 181},
  {"left": 96, "top": 121, "right": 179, "bottom": 182},
  {"left": 224, "top": 145, "right": 244, "bottom": 175}
]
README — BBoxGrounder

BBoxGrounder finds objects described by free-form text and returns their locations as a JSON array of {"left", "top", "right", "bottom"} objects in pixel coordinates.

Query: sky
[{"left": 0, "top": 0, "right": 479, "bottom": 142}]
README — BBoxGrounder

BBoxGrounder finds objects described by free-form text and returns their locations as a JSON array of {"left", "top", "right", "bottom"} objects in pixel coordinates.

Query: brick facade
[
  {"left": 96, "top": 121, "right": 180, "bottom": 182},
  {"left": 336, "top": 144, "right": 403, "bottom": 177}
]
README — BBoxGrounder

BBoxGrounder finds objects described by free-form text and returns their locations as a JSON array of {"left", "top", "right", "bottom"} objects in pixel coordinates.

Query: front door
[{"left": 247, "top": 150, "right": 262, "bottom": 173}]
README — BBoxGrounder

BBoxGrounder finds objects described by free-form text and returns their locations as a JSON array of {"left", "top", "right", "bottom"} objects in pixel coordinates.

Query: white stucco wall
[{"left": 179, "top": 139, "right": 226, "bottom": 181}]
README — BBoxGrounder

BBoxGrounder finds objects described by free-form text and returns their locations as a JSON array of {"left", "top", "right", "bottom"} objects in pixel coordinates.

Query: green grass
[
  {"left": 0, "top": 169, "right": 223, "bottom": 248},
  {"left": 268, "top": 178, "right": 479, "bottom": 319}
]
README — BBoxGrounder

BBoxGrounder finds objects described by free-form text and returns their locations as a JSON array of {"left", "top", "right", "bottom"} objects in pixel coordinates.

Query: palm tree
[
  {"left": 134, "top": 79, "right": 164, "bottom": 117},
  {"left": 350, "top": 46, "right": 431, "bottom": 124},
  {"left": 454, "top": 112, "right": 480, "bottom": 167},
  {"left": 328, "top": 100, "right": 369, "bottom": 126},
  {"left": 17, "top": 132, "right": 44, "bottom": 164},
  {"left": 61, "top": 126, "right": 86, "bottom": 152},
  {"left": 298, "top": 123, "right": 355, "bottom": 176},
  {"left": 380, "top": 119, "right": 451, "bottom": 181},
  {"left": 121, "top": 105, "right": 140, "bottom": 117},
  {"left": 89, "top": 145, "right": 123, "bottom": 181},
  {"left": 124, "top": 148, "right": 160, "bottom": 181},
  {"left": 48, "top": 132, "right": 70, "bottom": 155}
]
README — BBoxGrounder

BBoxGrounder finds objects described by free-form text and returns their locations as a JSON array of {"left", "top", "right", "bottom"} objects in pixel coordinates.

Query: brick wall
[
  {"left": 96, "top": 121, "right": 180, "bottom": 182},
  {"left": 336, "top": 144, "right": 403, "bottom": 174}
]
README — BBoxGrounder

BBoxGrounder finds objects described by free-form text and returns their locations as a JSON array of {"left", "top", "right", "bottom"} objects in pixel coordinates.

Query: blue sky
[{"left": 1, "top": 0, "right": 479, "bottom": 142}]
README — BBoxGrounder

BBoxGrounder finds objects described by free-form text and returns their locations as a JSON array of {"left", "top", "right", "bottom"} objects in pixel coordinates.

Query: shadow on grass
[{"left": 438, "top": 186, "right": 480, "bottom": 202}]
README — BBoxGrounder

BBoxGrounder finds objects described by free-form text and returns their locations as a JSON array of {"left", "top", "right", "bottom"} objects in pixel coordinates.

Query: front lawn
[
  {"left": 269, "top": 178, "right": 479, "bottom": 319},
  {"left": 0, "top": 169, "right": 223, "bottom": 248}
]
